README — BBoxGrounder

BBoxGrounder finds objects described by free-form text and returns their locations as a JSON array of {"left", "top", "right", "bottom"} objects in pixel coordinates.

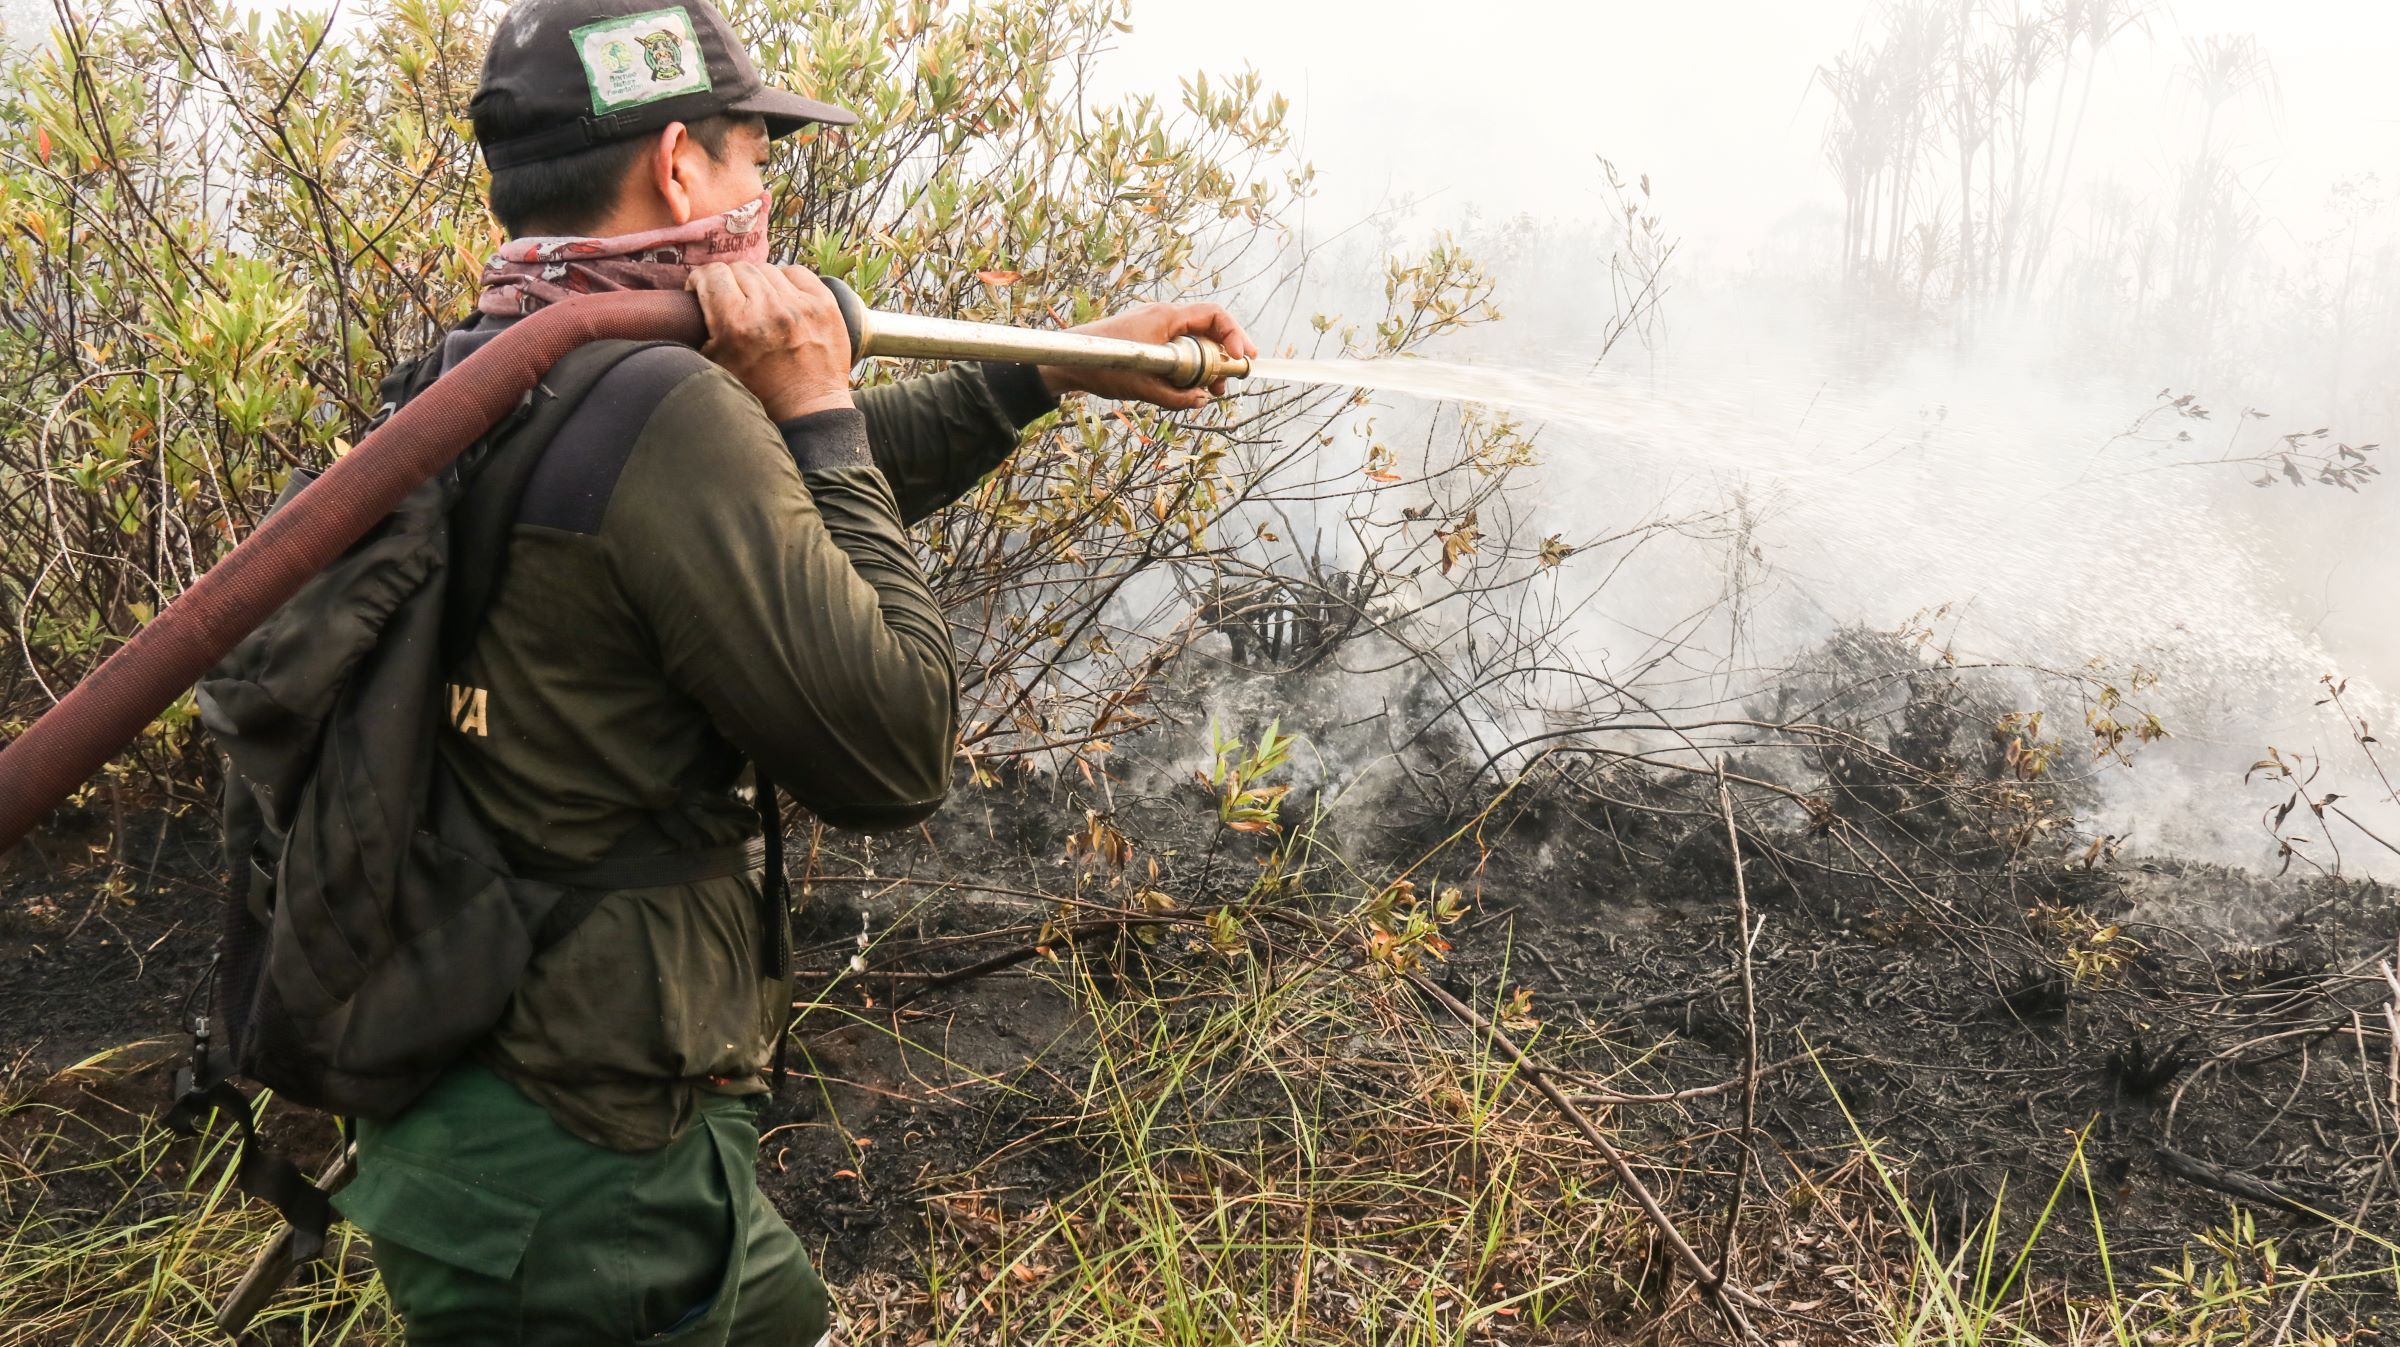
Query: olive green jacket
[{"left": 436, "top": 346, "right": 1050, "bottom": 1151}]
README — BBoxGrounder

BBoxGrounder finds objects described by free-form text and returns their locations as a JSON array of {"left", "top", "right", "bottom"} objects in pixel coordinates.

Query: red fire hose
[{"left": 0, "top": 291, "right": 708, "bottom": 854}]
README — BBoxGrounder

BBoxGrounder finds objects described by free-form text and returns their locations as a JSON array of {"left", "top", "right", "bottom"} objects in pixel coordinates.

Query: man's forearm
[{"left": 853, "top": 363, "right": 1059, "bottom": 524}]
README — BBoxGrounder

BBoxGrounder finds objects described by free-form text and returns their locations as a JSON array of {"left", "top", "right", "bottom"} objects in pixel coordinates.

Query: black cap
[{"left": 472, "top": 0, "right": 857, "bottom": 170}]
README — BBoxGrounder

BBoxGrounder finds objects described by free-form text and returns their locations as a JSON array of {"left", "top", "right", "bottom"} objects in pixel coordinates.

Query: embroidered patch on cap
[{"left": 569, "top": 8, "right": 712, "bottom": 116}]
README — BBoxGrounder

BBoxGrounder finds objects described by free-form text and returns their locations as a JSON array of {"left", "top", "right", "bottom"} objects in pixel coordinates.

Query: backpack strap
[
  {"left": 166, "top": 1069, "right": 335, "bottom": 1260},
  {"left": 517, "top": 835, "right": 769, "bottom": 946},
  {"left": 442, "top": 338, "right": 675, "bottom": 659},
  {"left": 365, "top": 341, "right": 448, "bottom": 432},
  {"left": 165, "top": 958, "right": 335, "bottom": 1261}
]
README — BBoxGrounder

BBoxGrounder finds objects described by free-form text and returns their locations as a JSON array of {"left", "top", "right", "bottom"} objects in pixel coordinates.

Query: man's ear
[{"left": 652, "top": 122, "right": 698, "bottom": 225}]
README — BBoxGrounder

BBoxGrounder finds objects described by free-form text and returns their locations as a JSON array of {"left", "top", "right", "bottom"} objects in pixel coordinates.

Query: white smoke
[{"left": 1118, "top": 0, "right": 2400, "bottom": 875}]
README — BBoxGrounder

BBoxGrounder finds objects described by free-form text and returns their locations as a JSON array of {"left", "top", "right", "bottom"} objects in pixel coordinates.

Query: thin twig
[
  {"left": 1713, "top": 757, "right": 1764, "bottom": 1288},
  {"left": 1566, "top": 1052, "right": 1808, "bottom": 1105}
]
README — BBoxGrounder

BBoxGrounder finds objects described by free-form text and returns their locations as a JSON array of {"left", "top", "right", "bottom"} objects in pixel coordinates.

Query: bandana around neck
[{"left": 477, "top": 192, "right": 771, "bottom": 317}]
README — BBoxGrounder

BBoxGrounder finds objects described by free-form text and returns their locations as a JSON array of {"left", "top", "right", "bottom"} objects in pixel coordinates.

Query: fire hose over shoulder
[
  {"left": 0, "top": 291, "right": 706, "bottom": 853},
  {"left": 0, "top": 281, "right": 1249, "bottom": 854}
]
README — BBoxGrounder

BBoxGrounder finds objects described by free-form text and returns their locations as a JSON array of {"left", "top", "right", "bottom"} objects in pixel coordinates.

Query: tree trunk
[{"left": 2024, "top": 52, "right": 2101, "bottom": 300}]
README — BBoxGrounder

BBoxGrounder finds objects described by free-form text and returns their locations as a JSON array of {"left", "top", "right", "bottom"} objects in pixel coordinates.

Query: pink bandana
[{"left": 477, "top": 192, "right": 772, "bottom": 317}]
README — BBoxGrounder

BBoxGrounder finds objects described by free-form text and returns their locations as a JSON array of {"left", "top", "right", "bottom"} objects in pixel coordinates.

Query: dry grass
[{"left": 8, "top": 822, "right": 2389, "bottom": 1347}]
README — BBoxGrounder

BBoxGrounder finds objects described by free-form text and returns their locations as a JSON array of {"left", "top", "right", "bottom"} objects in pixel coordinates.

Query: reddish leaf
[{"left": 976, "top": 269, "right": 1019, "bottom": 285}]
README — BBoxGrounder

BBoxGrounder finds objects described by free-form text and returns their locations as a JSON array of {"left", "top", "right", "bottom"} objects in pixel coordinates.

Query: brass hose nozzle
[{"left": 822, "top": 277, "right": 1251, "bottom": 390}]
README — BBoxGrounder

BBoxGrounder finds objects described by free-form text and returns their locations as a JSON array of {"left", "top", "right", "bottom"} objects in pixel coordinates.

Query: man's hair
[{"left": 485, "top": 115, "right": 743, "bottom": 237}]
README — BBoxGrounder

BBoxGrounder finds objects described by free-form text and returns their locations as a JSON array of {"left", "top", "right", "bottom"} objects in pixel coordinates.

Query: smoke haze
[
  {"left": 1112, "top": 1, "right": 2400, "bottom": 266},
  {"left": 1120, "top": 0, "right": 2400, "bottom": 872}
]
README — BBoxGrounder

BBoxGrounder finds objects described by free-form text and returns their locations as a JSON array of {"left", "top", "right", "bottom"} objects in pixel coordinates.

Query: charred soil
[{"left": 5, "top": 651, "right": 2398, "bottom": 1343}]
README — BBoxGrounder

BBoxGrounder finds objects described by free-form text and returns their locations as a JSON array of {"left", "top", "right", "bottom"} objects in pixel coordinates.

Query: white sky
[
  {"left": 1106, "top": 0, "right": 2400, "bottom": 269},
  {"left": 10, "top": 0, "right": 2387, "bottom": 256}
]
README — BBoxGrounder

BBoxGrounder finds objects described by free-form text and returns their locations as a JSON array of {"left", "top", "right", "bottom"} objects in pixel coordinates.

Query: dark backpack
[{"left": 172, "top": 332, "right": 788, "bottom": 1253}]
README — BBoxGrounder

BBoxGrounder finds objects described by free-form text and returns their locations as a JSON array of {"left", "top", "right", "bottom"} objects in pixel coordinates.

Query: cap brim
[{"left": 732, "top": 86, "right": 859, "bottom": 137}]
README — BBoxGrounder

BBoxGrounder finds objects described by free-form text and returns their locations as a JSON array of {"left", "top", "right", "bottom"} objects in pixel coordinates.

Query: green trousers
[{"left": 333, "top": 1062, "right": 830, "bottom": 1346}]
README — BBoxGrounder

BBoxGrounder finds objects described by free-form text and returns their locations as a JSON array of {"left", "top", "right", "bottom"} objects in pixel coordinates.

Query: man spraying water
[{"left": 234, "top": 1, "right": 1253, "bottom": 1340}]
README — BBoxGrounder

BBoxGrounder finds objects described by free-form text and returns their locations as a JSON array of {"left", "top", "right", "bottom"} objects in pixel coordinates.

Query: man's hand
[
  {"left": 1038, "top": 302, "right": 1258, "bottom": 411},
  {"left": 687, "top": 262, "right": 855, "bottom": 422}
]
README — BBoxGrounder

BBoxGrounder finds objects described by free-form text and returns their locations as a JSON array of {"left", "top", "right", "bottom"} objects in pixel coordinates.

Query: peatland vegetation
[{"left": 2, "top": 0, "right": 2396, "bottom": 1344}]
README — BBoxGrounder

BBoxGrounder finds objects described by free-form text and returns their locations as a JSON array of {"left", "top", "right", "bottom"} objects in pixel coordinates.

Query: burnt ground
[
  {"left": 4, "top": 648, "right": 2398, "bottom": 1342},
  {"left": 760, "top": 745, "right": 2400, "bottom": 1312},
  {"left": 1, "top": 805, "right": 224, "bottom": 1074}
]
